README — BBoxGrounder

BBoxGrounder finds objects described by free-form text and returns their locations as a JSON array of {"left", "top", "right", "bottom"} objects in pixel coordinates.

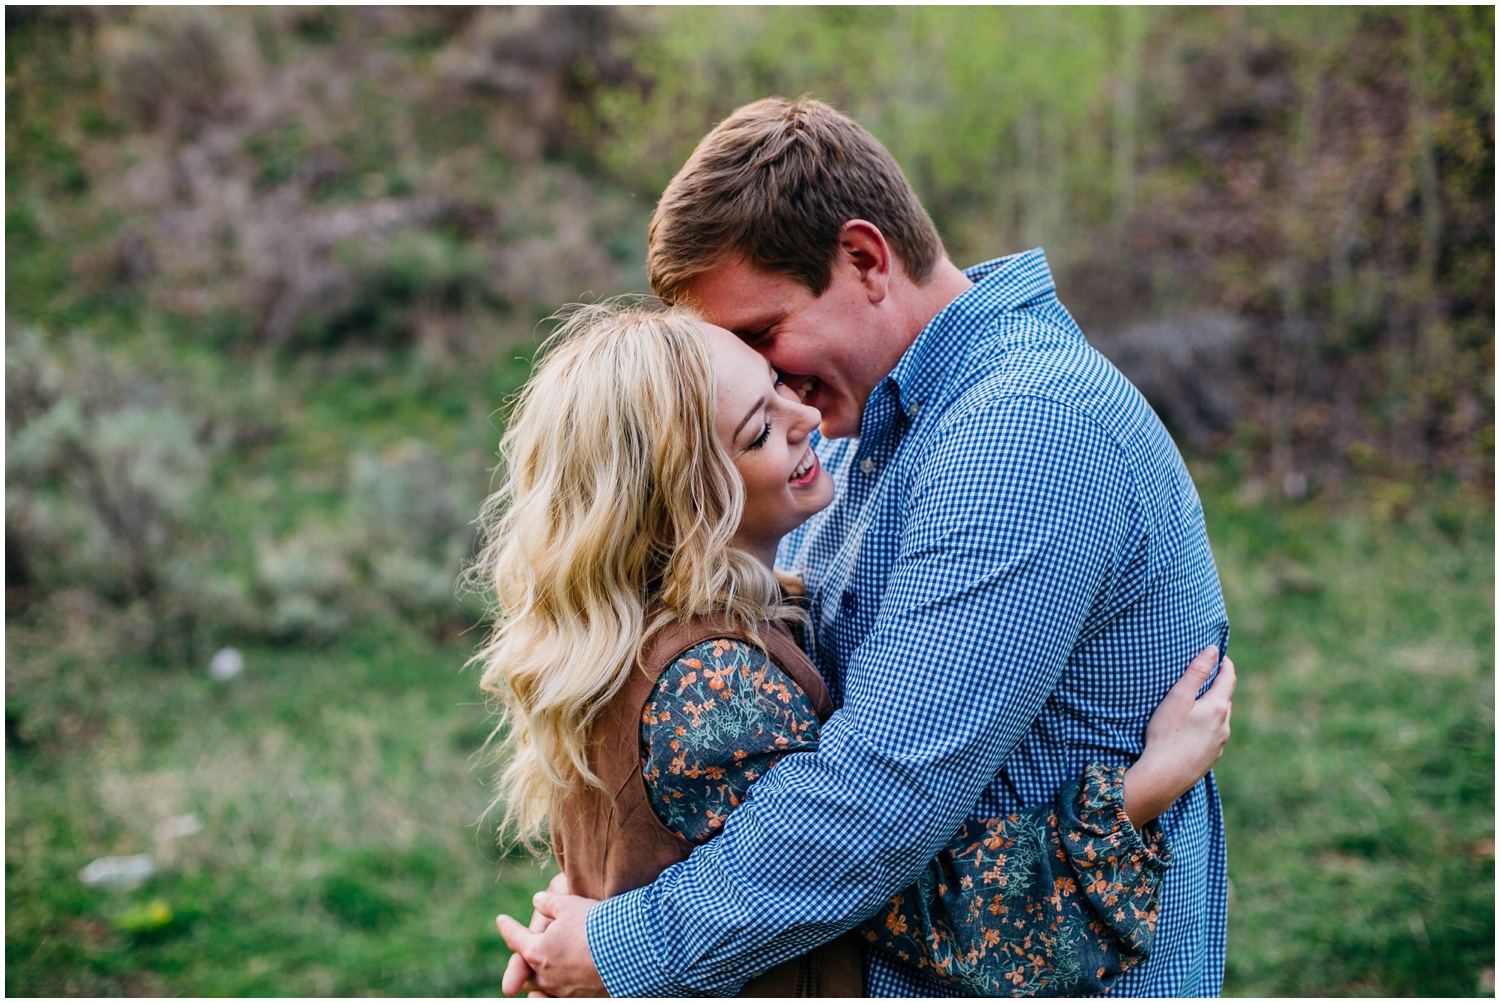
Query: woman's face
[{"left": 705, "top": 324, "right": 835, "bottom": 564}]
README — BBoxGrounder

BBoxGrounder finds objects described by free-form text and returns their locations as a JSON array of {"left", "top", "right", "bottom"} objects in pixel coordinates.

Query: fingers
[
  {"left": 498, "top": 913, "right": 537, "bottom": 958},
  {"left": 1164, "top": 646, "right": 1218, "bottom": 701},
  {"left": 503, "top": 949, "right": 536, "bottom": 998},
  {"left": 546, "top": 872, "right": 568, "bottom": 895},
  {"left": 1218, "top": 656, "right": 1237, "bottom": 698},
  {"left": 531, "top": 890, "right": 596, "bottom": 921},
  {"left": 1188, "top": 645, "right": 1219, "bottom": 683},
  {"left": 1200, "top": 656, "right": 1236, "bottom": 710}
]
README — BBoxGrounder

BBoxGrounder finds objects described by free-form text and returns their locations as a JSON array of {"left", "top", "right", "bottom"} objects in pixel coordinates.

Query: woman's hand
[
  {"left": 498, "top": 886, "right": 606, "bottom": 998},
  {"left": 1122, "top": 646, "right": 1235, "bottom": 825},
  {"left": 501, "top": 871, "right": 569, "bottom": 997}
]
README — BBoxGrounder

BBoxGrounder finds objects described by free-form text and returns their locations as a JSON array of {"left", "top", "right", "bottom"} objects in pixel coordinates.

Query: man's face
[{"left": 683, "top": 256, "right": 890, "bottom": 440}]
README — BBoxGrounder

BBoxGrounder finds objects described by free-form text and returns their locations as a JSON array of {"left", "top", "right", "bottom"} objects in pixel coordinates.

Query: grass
[
  {"left": 1202, "top": 475, "right": 1495, "bottom": 996},
  {"left": 6, "top": 481, "right": 1491, "bottom": 996},
  {"left": 5, "top": 623, "right": 548, "bottom": 996}
]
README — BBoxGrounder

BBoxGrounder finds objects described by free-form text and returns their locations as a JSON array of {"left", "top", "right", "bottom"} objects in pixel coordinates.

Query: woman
[{"left": 473, "top": 303, "right": 1233, "bottom": 996}]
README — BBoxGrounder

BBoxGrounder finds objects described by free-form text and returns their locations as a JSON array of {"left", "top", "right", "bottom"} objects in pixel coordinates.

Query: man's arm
[{"left": 515, "top": 397, "right": 1142, "bottom": 996}]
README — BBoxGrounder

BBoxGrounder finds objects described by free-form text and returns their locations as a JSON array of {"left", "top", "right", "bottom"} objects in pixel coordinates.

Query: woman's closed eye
[{"left": 747, "top": 419, "right": 772, "bottom": 451}]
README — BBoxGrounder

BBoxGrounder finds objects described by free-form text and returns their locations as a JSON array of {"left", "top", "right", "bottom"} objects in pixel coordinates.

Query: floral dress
[{"left": 640, "top": 637, "right": 1170, "bottom": 997}]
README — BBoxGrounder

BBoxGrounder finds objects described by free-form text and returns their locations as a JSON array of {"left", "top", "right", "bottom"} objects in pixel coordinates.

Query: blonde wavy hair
[{"left": 469, "top": 302, "right": 799, "bottom": 848}]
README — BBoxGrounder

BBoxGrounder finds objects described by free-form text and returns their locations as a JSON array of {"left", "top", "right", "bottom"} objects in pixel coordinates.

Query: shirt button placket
[{"left": 858, "top": 457, "right": 876, "bottom": 474}]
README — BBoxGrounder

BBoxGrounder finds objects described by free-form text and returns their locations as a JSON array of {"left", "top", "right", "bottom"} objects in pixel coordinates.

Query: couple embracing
[{"left": 474, "top": 97, "right": 1233, "bottom": 997}]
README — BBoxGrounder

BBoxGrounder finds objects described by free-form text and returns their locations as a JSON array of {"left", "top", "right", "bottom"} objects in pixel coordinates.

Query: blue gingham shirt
[{"left": 588, "top": 250, "right": 1229, "bottom": 997}]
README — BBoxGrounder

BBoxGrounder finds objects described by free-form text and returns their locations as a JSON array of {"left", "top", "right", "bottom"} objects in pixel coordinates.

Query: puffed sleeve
[
  {"left": 859, "top": 763, "right": 1171, "bottom": 996},
  {"left": 640, "top": 638, "right": 822, "bottom": 845}
]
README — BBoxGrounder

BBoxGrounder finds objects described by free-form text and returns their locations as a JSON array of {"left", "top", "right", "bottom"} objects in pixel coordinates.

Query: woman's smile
[
  {"left": 705, "top": 325, "right": 836, "bottom": 567},
  {"left": 789, "top": 447, "right": 820, "bottom": 486}
]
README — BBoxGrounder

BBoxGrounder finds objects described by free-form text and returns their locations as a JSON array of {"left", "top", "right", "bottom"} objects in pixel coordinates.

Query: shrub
[
  {"left": 250, "top": 440, "right": 479, "bottom": 643},
  {"left": 5, "top": 326, "right": 238, "bottom": 658},
  {"left": 100, "top": 8, "right": 233, "bottom": 135},
  {"left": 345, "top": 440, "right": 477, "bottom": 626}
]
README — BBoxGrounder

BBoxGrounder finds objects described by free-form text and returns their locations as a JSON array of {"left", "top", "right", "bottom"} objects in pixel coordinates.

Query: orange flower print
[{"left": 885, "top": 912, "right": 909, "bottom": 936}]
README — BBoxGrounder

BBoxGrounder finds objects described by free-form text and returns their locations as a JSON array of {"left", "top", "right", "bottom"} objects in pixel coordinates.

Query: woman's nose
[{"left": 786, "top": 399, "right": 821, "bottom": 440}]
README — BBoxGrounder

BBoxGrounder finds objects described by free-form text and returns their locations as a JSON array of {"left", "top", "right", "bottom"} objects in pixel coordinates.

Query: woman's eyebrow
[{"left": 733, "top": 397, "right": 766, "bottom": 442}]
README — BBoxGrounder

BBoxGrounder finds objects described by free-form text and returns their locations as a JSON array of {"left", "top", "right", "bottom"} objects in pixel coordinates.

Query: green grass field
[{"left": 6, "top": 480, "right": 1491, "bottom": 996}]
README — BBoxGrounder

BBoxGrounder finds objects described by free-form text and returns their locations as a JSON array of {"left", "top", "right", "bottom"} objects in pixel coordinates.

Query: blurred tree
[{"left": 578, "top": 6, "right": 1493, "bottom": 490}]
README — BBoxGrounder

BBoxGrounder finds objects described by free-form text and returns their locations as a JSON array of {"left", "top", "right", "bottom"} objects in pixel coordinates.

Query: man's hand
[
  {"left": 1122, "top": 645, "right": 1236, "bottom": 824},
  {"left": 497, "top": 889, "right": 607, "bottom": 998}
]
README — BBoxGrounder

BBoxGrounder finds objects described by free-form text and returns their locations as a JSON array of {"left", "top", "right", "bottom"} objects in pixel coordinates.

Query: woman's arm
[
  {"left": 859, "top": 648, "right": 1235, "bottom": 995},
  {"left": 642, "top": 645, "right": 1233, "bottom": 997},
  {"left": 1124, "top": 646, "right": 1236, "bottom": 824},
  {"left": 640, "top": 638, "right": 823, "bottom": 846},
  {"left": 860, "top": 764, "right": 1164, "bottom": 995}
]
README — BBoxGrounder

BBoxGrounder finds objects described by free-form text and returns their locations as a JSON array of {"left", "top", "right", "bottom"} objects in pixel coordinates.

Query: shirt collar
[{"left": 884, "top": 248, "right": 1057, "bottom": 421}]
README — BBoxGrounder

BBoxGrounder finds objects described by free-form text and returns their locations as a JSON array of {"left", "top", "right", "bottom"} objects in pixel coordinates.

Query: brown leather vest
[{"left": 552, "top": 616, "right": 864, "bottom": 997}]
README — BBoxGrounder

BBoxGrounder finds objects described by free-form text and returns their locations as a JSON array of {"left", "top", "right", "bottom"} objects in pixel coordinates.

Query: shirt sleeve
[
  {"left": 640, "top": 639, "right": 822, "bottom": 845},
  {"left": 860, "top": 762, "right": 1171, "bottom": 995},
  {"left": 587, "top": 396, "right": 1142, "bottom": 996}
]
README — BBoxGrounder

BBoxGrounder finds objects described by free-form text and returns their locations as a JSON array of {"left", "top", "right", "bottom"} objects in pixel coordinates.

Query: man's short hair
[{"left": 648, "top": 96, "right": 944, "bottom": 302}]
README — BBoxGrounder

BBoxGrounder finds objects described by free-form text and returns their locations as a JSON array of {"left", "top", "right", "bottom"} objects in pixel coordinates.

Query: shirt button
[
  {"left": 907, "top": 401, "right": 922, "bottom": 418},
  {"left": 858, "top": 457, "right": 876, "bottom": 474},
  {"left": 839, "top": 590, "right": 858, "bottom": 616}
]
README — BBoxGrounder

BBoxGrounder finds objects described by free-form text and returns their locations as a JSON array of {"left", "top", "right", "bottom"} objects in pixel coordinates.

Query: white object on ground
[
  {"left": 78, "top": 854, "right": 155, "bottom": 891},
  {"left": 155, "top": 813, "right": 203, "bottom": 839},
  {"left": 208, "top": 647, "right": 243, "bottom": 681}
]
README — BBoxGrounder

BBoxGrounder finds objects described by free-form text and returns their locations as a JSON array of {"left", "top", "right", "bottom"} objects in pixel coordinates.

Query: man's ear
[{"left": 837, "top": 220, "right": 892, "bottom": 304}]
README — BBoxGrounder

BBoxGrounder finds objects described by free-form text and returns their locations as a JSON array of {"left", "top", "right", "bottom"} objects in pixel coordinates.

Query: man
[{"left": 501, "top": 96, "right": 1229, "bottom": 997}]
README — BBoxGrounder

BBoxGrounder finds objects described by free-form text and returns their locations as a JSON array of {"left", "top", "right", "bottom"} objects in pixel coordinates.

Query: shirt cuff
[
  {"left": 586, "top": 886, "right": 694, "bottom": 998},
  {"left": 1065, "top": 762, "right": 1172, "bottom": 875}
]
